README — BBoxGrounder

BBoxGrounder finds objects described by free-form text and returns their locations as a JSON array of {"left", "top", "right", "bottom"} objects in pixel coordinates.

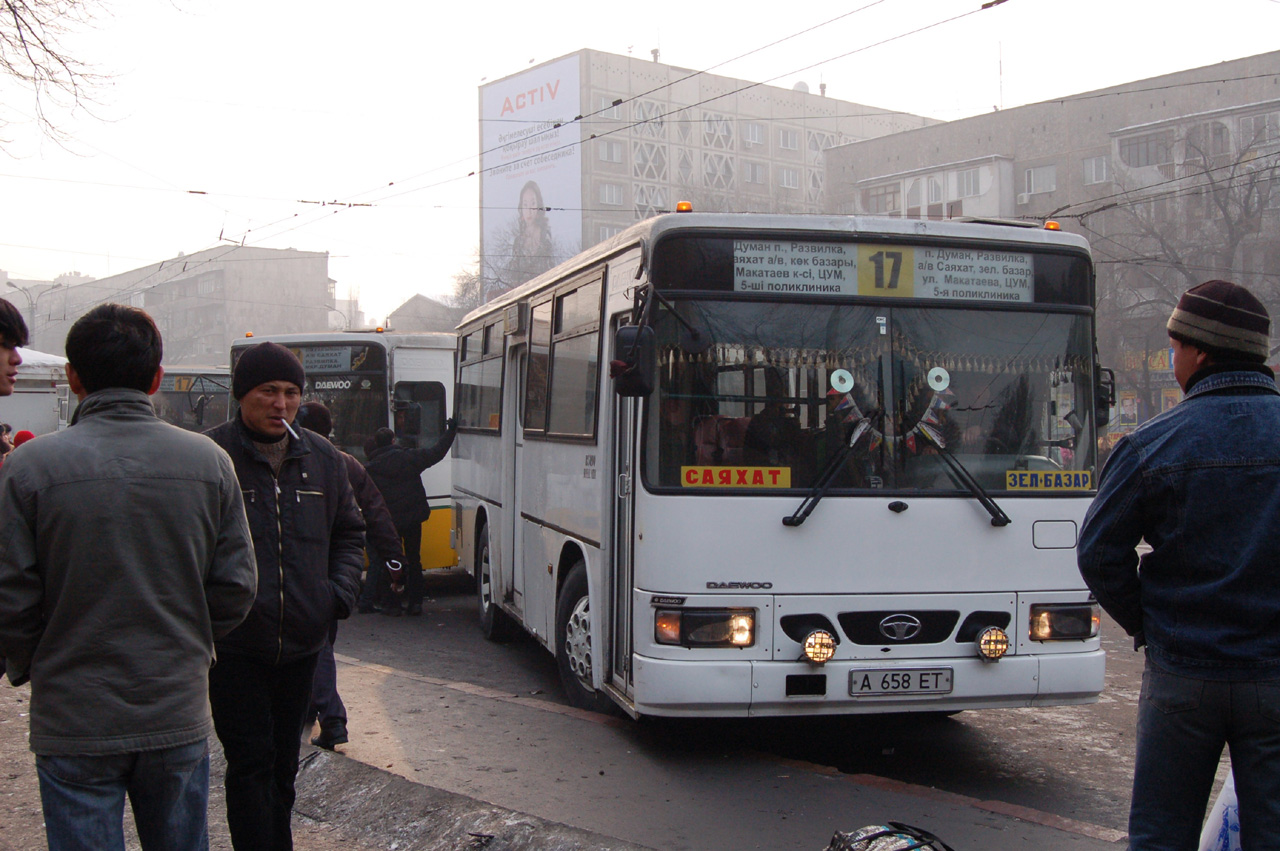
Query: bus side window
[{"left": 393, "top": 381, "right": 447, "bottom": 448}]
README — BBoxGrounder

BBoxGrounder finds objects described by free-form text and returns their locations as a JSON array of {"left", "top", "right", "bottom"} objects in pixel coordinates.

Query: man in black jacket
[
  {"left": 363, "top": 421, "right": 456, "bottom": 615},
  {"left": 205, "top": 343, "right": 364, "bottom": 851}
]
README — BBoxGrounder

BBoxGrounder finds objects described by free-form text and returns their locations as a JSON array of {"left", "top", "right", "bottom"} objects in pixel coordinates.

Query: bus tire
[
  {"left": 476, "top": 522, "right": 512, "bottom": 642},
  {"left": 555, "top": 562, "right": 616, "bottom": 714}
]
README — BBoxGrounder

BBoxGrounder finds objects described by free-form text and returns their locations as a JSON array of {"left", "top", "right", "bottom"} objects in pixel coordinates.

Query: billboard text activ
[{"left": 480, "top": 55, "right": 583, "bottom": 300}]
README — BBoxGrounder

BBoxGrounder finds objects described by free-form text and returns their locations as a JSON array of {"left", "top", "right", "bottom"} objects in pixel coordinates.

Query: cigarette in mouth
[{"left": 283, "top": 420, "right": 300, "bottom": 440}]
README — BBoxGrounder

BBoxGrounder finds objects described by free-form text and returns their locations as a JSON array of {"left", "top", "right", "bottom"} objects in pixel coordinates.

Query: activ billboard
[{"left": 480, "top": 54, "right": 583, "bottom": 300}]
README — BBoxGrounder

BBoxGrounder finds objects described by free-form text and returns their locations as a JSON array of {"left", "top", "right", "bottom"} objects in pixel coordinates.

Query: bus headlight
[
  {"left": 976, "top": 626, "right": 1009, "bottom": 661},
  {"left": 655, "top": 609, "right": 755, "bottom": 648},
  {"left": 1029, "top": 603, "right": 1100, "bottom": 641},
  {"left": 802, "top": 630, "right": 837, "bottom": 665}
]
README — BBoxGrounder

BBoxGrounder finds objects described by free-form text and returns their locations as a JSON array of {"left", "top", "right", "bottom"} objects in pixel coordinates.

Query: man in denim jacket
[{"left": 1079, "top": 280, "right": 1280, "bottom": 850}]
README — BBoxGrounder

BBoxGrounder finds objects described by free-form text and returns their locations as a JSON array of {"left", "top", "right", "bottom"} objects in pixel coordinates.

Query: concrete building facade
[
  {"left": 31, "top": 246, "right": 335, "bottom": 365},
  {"left": 478, "top": 48, "right": 939, "bottom": 297},
  {"left": 825, "top": 51, "right": 1280, "bottom": 434}
]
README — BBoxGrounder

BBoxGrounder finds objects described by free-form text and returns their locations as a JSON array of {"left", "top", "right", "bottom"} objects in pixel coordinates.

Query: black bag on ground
[{"left": 825, "top": 822, "right": 955, "bottom": 851}]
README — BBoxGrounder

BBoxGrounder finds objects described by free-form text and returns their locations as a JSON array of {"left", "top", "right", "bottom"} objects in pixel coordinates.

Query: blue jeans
[
  {"left": 1130, "top": 660, "right": 1280, "bottom": 850},
  {"left": 35, "top": 740, "right": 210, "bottom": 851}
]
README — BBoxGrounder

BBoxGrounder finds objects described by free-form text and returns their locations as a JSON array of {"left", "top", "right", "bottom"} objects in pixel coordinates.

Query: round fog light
[
  {"left": 802, "top": 629, "right": 837, "bottom": 664},
  {"left": 976, "top": 626, "right": 1009, "bottom": 661}
]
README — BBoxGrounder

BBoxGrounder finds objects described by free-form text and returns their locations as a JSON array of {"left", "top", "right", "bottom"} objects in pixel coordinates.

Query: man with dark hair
[
  {"left": 295, "top": 400, "right": 405, "bottom": 750},
  {"left": 0, "top": 303, "right": 257, "bottom": 851},
  {"left": 0, "top": 299, "right": 27, "bottom": 681},
  {"left": 1079, "top": 280, "right": 1280, "bottom": 849},
  {"left": 363, "top": 419, "right": 456, "bottom": 615},
  {"left": 205, "top": 342, "right": 364, "bottom": 851},
  {"left": 0, "top": 297, "right": 29, "bottom": 397}
]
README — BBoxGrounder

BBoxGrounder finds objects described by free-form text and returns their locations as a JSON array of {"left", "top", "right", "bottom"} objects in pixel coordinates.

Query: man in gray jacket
[{"left": 0, "top": 303, "right": 257, "bottom": 851}]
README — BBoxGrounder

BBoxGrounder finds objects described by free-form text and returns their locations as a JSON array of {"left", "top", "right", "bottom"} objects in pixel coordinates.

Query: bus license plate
[{"left": 849, "top": 668, "right": 953, "bottom": 696}]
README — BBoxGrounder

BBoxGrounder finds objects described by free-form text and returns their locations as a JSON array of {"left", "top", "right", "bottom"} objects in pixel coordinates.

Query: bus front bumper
[{"left": 629, "top": 649, "right": 1105, "bottom": 718}]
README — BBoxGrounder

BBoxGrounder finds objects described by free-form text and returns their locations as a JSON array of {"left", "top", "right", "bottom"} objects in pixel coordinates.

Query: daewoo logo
[
  {"left": 879, "top": 614, "right": 922, "bottom": 641},
  {"left": 313, "top": 379, "right": 352, "bottom": 391},
  {"left": 706, "top": 581, "right": 773, "bottom": 590}
]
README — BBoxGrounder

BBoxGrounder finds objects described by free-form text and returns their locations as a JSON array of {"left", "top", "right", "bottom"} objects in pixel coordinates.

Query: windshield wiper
[
  {"left": 783, "top": 419, "right": 872, "bottom": 527},
  {"left": 917, "top": 429, "right": 1011, "bottom": 527}
]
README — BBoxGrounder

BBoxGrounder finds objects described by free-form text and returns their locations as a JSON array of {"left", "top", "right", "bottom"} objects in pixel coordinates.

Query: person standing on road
[
  {"left": 0, "top": 303, "right": 257, "bottom": 851},
  {"left": 1078, "top": 280, "right": 1280, "bottom": 850},
  {"left": 0, "top": 299, "right": 27, "bottom": 681},
  {"left": 0, "top": 297, "right": 25, "bottom": 398},
  {"left": 295, "top": 401, "right": 405, "bottom": 750},
  {"left": 205, "top": 342, "right": 364, "bottom": 851},
  {"left": 363, "top": 421, "right": 456, "bottom": 616}
]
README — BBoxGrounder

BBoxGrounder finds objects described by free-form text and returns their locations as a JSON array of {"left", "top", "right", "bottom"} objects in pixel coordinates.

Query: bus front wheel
[
  {"left": 476, "top": 522, "right": 512, "bottom": 641},
  {"left": 555, "top": 562, "right": 615, "bottom": 714}
]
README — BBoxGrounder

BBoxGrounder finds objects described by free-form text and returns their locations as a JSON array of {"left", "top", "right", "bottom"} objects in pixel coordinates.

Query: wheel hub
[{"left": 564, "top": 597, "right": 592, "bottom": 685}]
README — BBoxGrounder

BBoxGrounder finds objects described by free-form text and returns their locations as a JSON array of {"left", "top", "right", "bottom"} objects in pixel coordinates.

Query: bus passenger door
[
  {"left": 609, "top": 332, "right": 637, "bottom": 698},
  {"left": 507, "top": 346, "right": 526, "bottom": 615}
]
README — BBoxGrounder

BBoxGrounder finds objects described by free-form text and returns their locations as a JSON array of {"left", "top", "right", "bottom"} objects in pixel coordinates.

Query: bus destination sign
[{"left": 732, "top": 241, "right": 1034, "bottom": 303}]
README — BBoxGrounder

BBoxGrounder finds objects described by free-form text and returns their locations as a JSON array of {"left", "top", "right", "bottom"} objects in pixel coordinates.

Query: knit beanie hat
[
  {"left": 232, "top": 342, "right": 305, "bottom": 400},
  {"left": 1167, "top": 280, "right": 1271, "bottom": 362},
  {"left": 12, "top": 430, "right": 34, "bottom": 447}
]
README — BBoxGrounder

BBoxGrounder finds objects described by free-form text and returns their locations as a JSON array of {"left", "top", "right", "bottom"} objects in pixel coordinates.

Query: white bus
[
  {"left": 451, "top": 212, "right": 1113, "bottom": 718},
  {"left": 230, "top": 331, "right": 458, "bottom": 570}
]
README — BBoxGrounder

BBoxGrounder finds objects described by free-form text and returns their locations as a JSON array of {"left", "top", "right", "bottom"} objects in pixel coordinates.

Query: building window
[
  {"left": 633, "top": 141, "right": 667, "bottom": 181},
  {"left": 779, "top": 129, "right": 799, "bottom": 151},
  {"left": 599, "top": 183, "right": 623, "bottom": 205},
  {"left": 1119, "top": 133, "right": 1172, "bottom": 168},
  {"left": 633, "top": 100, "right": 665, "bottom": 138},
  {"left": 957, "top": 168, "right": 980, "bottom": 198},
  {"left": 704, "top": 153, "right": 735, "bottom": 190},
  {"left": 676, "top": 148, "right": 694, "bottom": 184},
  {"left": 1187, "top": 122, "right": 1230, "bottom": 158},
  {"left": 703, "top": 113, "right": 733, "bottom": 150},
  {"left": 599, "top": 225, "right": 623, "bottom": 242},
  {"left": 743, "top": 162, "right": 767, "bottom": 185},
  {"left": 598, "top": 140, "right": 624, "bottom": 163},
  {"left": 1083, "top": 156, "right": 1110, "bottom": 185},
  {"left": 778, "top": 167, "right": 800, "bottom": 190},
  {"left": 1240, "top": 112, "right": 1280, "bottom": 147},
  {"left": 743, "top": 122, "right": 765, "bottom": 147},
  {"left": 598, "top": 96, "right": 622, "bottom": 120},
  {"left": 862, "top": 183, "right": 899, "bottom": 214},
  {"left": 807, "top": 169, "right": 824, "bottom": 204},
  {"left": 1024, "top": 165, "right": 1057, "bottom": 195},
  {"left": 927, "top": 177, "right": 943, "bottom": 204},
  {"left": 634, "top": 185, "right": 667, "bottom": 219}
]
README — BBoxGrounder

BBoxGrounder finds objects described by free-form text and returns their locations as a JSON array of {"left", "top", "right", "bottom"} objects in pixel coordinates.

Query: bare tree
[
  {"left": 0, "top": 0, "right": 104, "bottom": 145},
  {"left": 1085, "top": 131, "right": 1280, "bottom": 421}
]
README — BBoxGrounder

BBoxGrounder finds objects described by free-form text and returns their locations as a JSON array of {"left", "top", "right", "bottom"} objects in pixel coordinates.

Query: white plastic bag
[{"left": 1198, "top": 769, "right": 1240, "bottom": 851}]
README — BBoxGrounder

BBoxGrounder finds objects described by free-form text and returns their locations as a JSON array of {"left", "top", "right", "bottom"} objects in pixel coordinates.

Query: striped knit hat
[{"left": 1167, "top": 280, "right": 1270, "bottom": 362}]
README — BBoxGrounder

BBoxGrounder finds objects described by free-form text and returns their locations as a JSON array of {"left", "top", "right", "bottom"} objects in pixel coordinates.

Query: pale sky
[{"left": 1, "top": 0, "right": 1277, "bottom": 323}]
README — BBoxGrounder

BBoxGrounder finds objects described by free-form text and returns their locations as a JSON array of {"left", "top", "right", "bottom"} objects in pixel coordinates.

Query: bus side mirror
[
  {"left": 1095, "top": 367, "right": 1116, "bottom": 428},
  {"left": 611, "top": 325, "right": 656, "bottom": 398}
]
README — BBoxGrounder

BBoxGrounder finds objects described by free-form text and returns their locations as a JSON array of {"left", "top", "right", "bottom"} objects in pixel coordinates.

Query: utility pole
[{"left": 3, "top": 282, "right": 62, "bottom": 349}]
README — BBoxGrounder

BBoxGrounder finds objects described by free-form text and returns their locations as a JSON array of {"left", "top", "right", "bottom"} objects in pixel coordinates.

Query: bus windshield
[
  {"left": 642, "top": 299, "right": 1097, "bottom": 493},
  {"left": 153, "top": 372, "right": 230, "bottom": 431},
  {"left": 275, "top": 343, "right": 388, "bottom": 461}
]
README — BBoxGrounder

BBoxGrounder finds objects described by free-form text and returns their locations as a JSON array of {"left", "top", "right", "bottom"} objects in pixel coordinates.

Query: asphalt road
[{"left": 323, "top": 568, "right": 1230, "bottom": 847}]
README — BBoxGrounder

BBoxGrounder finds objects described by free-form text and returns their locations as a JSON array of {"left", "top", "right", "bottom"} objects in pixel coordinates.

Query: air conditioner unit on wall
[{"left": 1016, "top": 193, "right": 1031, "bottom": 205}]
